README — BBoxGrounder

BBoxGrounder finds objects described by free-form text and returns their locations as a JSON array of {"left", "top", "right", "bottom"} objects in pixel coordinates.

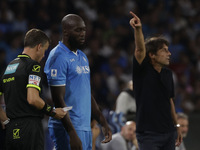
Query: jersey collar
[
  {"left": 58, "top": 41, "right": 79, "bottom": 55},
  {"left": 17, "top": 54, "right": 31, "bottom": 58}
]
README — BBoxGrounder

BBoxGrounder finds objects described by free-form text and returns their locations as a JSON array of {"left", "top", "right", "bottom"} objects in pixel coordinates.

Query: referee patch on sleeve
[{"left": 28, "top": 75, "right": 41, "bottom": 86}]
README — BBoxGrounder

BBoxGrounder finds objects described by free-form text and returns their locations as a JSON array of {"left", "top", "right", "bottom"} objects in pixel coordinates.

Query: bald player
[{"left": 44, "top": 14, "right": 112, "bottom": 150}]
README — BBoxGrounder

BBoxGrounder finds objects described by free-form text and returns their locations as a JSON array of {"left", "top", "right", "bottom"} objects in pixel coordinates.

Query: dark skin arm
[
  {"left": 50, "top": 86, "right": 82, "bottom": 150},
  {"left": 91, "top": 96, "right": 112, "bottom": 143}
]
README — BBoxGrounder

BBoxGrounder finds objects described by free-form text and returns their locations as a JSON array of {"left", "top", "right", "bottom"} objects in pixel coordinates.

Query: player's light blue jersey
[{"left": 44, "top": 41, "right": 91, "bottom": 131}]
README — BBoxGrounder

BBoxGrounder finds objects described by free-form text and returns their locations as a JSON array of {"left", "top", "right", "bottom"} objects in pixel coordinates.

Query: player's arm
[
  {"left": 27, "top": 87, "right": 66, "bottom": 119},
  {"left": 170, "top": 98, "right": 182, "bottom": 146},
  {"left": 91, "top": 95, "right": 112, "bottom": 143},
  {"left": 129, "top": 11, "right": 146, "bottom": 64},
  {"left": 50, "top": 86, "right": 83, "bottom": 150}
]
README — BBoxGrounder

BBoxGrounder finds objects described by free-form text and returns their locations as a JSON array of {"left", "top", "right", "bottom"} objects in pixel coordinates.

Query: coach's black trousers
[{"left": 136, "top": 131, "right": 176, "bottom": 150}]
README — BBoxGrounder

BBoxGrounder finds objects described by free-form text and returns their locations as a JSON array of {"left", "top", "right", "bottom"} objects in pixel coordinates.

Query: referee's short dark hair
[{"left": 24, "top": 28, "right": 50, "bottom": 48}]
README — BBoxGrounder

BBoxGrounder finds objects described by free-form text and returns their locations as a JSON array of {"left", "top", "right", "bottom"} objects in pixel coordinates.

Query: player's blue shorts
[{"left": 49, "top": 126, "right": 92, "bottom": 150}]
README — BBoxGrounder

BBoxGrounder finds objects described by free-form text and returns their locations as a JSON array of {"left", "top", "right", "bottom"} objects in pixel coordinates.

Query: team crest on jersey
[
  {"left": 4, "top": 63, "right": 19, "bottom": 75},
  {"left": 32, "top": 65, "right": 41, "bottom": 72},
  {"left": 51, "top": 69, "right": 57, "bottom": 77},
  {"left": 28, "top": 75, "right": 41, "bottom": 86}
]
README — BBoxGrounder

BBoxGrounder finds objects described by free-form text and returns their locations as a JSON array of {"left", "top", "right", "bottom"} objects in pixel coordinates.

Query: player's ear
[{"left": 63, "top": 29, "right": 69, "bottom": 38}]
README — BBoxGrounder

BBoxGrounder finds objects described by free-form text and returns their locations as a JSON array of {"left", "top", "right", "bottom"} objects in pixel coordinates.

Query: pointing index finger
[{"left": 130, "top": 11, "right": 140, "bottom": 20}]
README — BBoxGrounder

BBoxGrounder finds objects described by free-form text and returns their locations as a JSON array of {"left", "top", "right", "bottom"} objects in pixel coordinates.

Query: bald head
[
  {"left": 61, "top": 14, "right": 86, "bottom": 51},
  {"left": 62, "top": 14, "right": 84, "bottom": 31},
  {"left": 121, "top": 121, "right": 136, "bottom": 141}
]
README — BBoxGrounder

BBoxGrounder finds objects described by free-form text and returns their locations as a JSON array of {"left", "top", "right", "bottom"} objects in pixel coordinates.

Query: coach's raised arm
[{"left": 130, "top": 11, "right": 182, "bottom": 150}]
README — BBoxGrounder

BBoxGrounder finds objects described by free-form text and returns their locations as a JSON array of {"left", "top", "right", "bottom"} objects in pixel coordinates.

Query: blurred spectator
[
  {"left": 100, "top": 121, "right": 138, "bottom": 150},
  {"left": 0, "top": 48, "right": 6, "bottom": 76},
  {"left": 5, "top": 31, "right": 23, "bottom": 64},
  {"left": 0, "top": 0, "right": 13, "bottom": 34},
  {"left": 115, "top": 80, "right": 136, "bottom": 121},
  {"left": 176, "top": 112, "right": 189, "bottom": 150}
]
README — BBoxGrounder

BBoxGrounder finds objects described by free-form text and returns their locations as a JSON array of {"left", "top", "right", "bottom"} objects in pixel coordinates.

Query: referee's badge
[{"left": 51, "top": 69, "right": 57, "bottom": 77}]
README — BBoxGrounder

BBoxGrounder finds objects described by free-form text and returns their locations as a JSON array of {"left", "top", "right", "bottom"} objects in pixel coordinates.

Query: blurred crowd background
[{"left": 0, "top": 0, "right": 200, "bottom": 149}]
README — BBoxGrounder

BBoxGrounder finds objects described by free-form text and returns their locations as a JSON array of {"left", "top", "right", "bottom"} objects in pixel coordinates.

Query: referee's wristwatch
[{"left": 2, "top": 118, "right": 10, "bottom": 125}]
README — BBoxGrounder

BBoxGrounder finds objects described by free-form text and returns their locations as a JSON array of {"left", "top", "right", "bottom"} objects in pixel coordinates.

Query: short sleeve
[
  {"left": 44, "top": 55, "right": 67, "bottom": 86},
  {"left": 26, "top": 62, "right": 43, "bottom": 92}
]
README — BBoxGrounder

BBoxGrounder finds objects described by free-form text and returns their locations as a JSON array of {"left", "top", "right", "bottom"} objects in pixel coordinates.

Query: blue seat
[
  {"left": 116, "top": 112, "right": 126, "bottom": 127},
  {"left": 108, "top": 111, "right": 121, "bottom": 133}
]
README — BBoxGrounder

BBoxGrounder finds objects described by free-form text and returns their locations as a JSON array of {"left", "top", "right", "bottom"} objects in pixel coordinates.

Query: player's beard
[{"left": 69, "top": 36, "right": 86, "bottom": 50}]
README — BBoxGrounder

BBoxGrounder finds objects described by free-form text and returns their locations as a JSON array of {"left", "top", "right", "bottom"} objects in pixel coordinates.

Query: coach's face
[{"left": 151, "top": 44, "right": 171, "bottom": 66}]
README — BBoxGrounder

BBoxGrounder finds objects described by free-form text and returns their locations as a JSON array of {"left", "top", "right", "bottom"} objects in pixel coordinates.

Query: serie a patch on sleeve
[{"left": 28, "top": 75, "right": 41, "bottom": 86}]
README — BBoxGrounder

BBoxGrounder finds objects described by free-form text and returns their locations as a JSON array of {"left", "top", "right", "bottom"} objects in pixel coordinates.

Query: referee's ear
[{"left": 36, "top": 44, "right": 42, "bottom": 51}]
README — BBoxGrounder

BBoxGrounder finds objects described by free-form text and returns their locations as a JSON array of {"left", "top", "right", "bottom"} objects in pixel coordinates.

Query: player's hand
[
  {"left": 129, "top": 11, "right": 142, "bottom": 29},
  {"left": 101, "top": 126, "right": 112, "bottom": 143},
  {"left": 69, "top": 130, "right": 83, "bottom": 150},
  {"left": 53, "top": 108, "right": 67, "bottom": 119},
  {"left": 175, "top": 127, "right": 183, "bottom": 146}
]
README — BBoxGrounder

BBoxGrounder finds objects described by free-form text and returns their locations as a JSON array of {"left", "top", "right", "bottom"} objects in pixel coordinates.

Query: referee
[{"left": 0, "top": 29, "right": 67, "bottom": 150}]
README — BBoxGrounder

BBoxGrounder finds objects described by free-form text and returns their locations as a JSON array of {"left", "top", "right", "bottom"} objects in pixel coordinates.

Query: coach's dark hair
[
  {"left": 145, "top": 37, "right": 169, "bottom": 58},
  {"left": 24, "top": 28, "right": 50, "bottom": 48}
]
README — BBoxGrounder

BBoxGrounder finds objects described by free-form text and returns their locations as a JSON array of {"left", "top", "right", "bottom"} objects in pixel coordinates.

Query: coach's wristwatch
[{"left": 175, "top": 124, "right": 180, "bottom": 128}]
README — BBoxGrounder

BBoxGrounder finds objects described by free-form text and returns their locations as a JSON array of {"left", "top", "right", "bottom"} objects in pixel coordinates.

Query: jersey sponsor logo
[
  {"left": 76, "top": 66, "right": 82, "bottom": 74},
  {"left": 3, "top": 77, "right": 15, "bottom": 83},
  {"left": 76, "top": 66, "right": 90, "bottom": 74},
  {"left": 51, "top": 69, "right": 57, "bottom": 77},
  {"left": 32, "top": 65, "right": 41, "bottom": 72},
  {"left": 4, "top": 63, "right": 19, "bottom": 75},
  {"left": 28, "top": 75, "right": 41, "bottom": 86},
  {"left": 13, "top": 129, "right": 20, "bottom": 139}
]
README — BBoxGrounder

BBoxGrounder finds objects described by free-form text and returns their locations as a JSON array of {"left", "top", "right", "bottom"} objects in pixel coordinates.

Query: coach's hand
[
  {"left": 53, "top": 108, "right": 67, "bottom": 119},
  {"left": 69, "top": 130, "right": 83, "bottom": 150},
  {"left": 129, "top": 11, "right": 142, "bottom": 29}
]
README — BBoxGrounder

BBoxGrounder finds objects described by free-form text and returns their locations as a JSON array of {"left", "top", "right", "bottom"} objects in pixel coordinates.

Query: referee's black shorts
[{"left": 6, "top": 117, "right": 44, "bottom": 150}]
